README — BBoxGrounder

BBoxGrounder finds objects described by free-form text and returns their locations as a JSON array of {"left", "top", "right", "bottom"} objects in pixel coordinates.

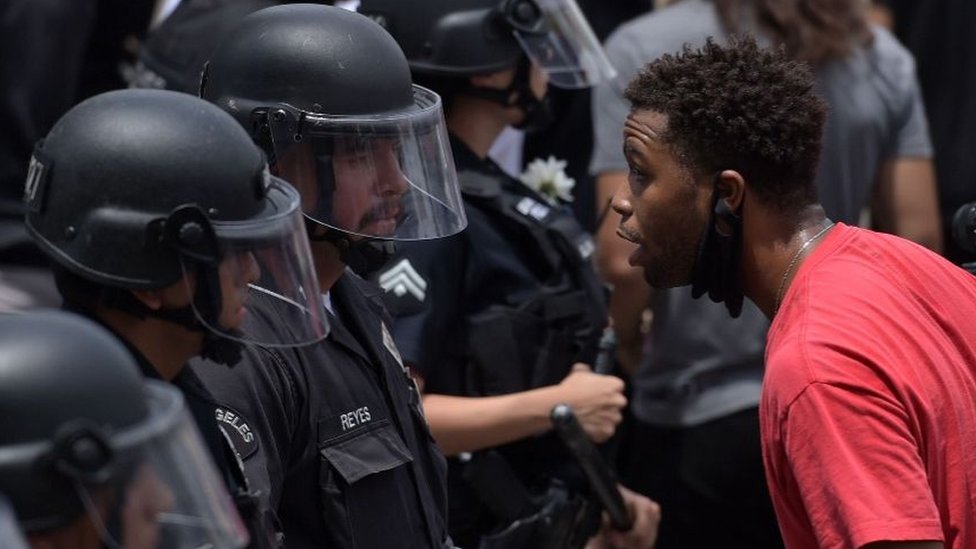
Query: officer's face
[
  {"left": 155, "top": 252, "right": 258, "bottom": 332},
  {"left": 216, "top": 251, "right": 260, "bottom": 330},
  {"left": 331, "top": 137, "right": 409, "bottom": 237},
  {"left": 118, "top": 465, "right": 174, "bottom": 549},
  {"left": 612, "top": 109, "right": 711, "bottom": 288},
  {"left": 26, "top": 465, "right": 173, "bottom": 549},
  {"left": 275, "top": 137, "right": 409, "bottom": 238}
]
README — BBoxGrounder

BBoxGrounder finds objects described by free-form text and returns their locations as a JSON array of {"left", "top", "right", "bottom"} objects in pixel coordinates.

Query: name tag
[{"left": 339, "top": 406, "right": 372, "bottom": 431}]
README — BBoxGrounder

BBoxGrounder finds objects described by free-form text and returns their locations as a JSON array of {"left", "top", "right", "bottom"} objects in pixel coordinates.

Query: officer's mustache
[{"left": 356, "top": 196, "right": 407, "bottom": 233}]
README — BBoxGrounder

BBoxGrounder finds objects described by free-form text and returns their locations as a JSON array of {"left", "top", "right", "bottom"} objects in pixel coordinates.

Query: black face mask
[{"left": 690, "top": 187, "right": 744, "bottom": 318}]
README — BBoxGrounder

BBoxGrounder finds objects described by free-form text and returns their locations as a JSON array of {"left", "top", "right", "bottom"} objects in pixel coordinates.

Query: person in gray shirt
[{"left": 590, "top": 0, "right": 940, "bottom": 547}]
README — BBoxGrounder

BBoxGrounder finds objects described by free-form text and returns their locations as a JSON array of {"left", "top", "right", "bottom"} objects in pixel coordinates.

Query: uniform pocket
[
  {"left": 317, "top": 419, "right": 428, "bottom": 548},
  {"left": 319, "top": 419, "right": 413, "bottom": 484}
]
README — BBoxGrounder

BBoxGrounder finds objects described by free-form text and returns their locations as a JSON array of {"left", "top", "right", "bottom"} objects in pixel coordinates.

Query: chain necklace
[{"left": 773, "top": 221, "right": 835, "bottom": 316}]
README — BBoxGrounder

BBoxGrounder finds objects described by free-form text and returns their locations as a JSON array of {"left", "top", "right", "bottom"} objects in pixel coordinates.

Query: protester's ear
[{"left": 715, "top": 169, "right": 746, "bottom": 214}]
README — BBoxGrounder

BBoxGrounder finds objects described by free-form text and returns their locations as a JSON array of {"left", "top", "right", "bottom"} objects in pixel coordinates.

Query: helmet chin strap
[
  {"left": 462, "top": 56, "right": 554, "bottom": 133},
  {"left": 81, "top": 265, "right": 244, "bottom": 367},
  {"left": 305, "top": 218, "right": 396, "bottom": 277}
]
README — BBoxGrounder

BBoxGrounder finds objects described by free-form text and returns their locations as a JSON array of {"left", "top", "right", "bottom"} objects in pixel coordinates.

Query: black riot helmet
[
  {"left": 26, "top": 89, "right": 328, "bottom": 350},
  {"left": 201, "top": 4, "right": 467, "bottom": 275},
  {"left": 358, "top": 0, "right": 617, "bottom": 89},
  {"left": 0, "top": 310, "right": 248, "bottom": 548}
]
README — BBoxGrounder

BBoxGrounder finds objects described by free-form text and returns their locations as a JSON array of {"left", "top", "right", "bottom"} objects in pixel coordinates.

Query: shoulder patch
[
  {"left": 215, "top": 406, "right": 258, "bottom": 461},
  {"left": 378, "top": 258, "right": 427, "bottom": 314}
]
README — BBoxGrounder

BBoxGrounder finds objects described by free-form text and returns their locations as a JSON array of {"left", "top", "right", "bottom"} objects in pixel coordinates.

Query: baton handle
[{"left": 551, "top": 404, "right": 633, "bottom": 531}]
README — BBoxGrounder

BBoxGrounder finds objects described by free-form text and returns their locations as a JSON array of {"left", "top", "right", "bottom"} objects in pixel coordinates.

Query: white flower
[{"left": 518, "top": 156, "right": 575, "bottom": 205}]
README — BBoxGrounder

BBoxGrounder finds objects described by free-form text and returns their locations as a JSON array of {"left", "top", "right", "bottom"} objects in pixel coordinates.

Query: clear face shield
[
  {"left": 175, "top": 178, "right": 329, "bottom": 347},
  {"left": 75, "top": 382, "right": 249, "bottom": 549},
  {"left": 505, "top": 0, "right": 617, "bottom": 88},
  {"left": 8, "top": 382, "right": 249, "bottom": 549},
  {"left": 269, "top": 85, "right": 467, "bottom": 241}
]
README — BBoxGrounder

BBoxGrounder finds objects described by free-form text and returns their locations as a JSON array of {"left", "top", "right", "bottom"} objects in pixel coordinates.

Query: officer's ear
[
  {"left": 131, "top": 274, "right": 195, "bottom": 311},
  {"left": 131, "top": 288, "right": 164, "bottom": 311}
]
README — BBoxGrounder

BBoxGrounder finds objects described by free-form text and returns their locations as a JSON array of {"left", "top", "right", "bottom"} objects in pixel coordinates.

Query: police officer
[
  {"left": 191, "top": 4, "right": 467, "bottom": 548},
  {"left": 0, "top": 310, "right": 249, "bottom": 548},
  {"left": 25, "top": 88, "right": 329, "bottom": 548},
  {"left": 357, "top": 0, "right": 660, "bottom": 547}
]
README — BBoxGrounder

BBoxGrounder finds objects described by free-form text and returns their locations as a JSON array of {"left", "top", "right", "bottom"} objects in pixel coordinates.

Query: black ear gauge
[
  {"left": 712, "top": 197, "right": 741, "bottom": 238},
  {"left": 714, "top": 198, "right": 740, "bottom": 224}
]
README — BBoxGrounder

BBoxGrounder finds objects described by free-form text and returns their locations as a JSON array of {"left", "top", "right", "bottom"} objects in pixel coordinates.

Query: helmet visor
[
  {"left": 0, "top": 498, "right": 28, "bottom": 549},
  {"left": 180, "top": 179, "right": 329, "bottom": 348},
  {"left": 511, "top": 0, "right": 617, "bottom": 88},
  {"left": 76, "top": 382, "right": 249, "bottom": 549},
  {"left": 270, "top": 85, "right": 467, "bottom": 241}
]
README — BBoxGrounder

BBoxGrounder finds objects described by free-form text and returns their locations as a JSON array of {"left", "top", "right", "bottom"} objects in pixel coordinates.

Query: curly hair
[{"left": 624, "top": 36, "right": 826, "bottom": 213}]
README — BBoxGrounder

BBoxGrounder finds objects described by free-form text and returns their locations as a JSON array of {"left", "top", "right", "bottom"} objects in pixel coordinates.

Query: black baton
[
  {"left": 592, "top": 327, "right": 617, "bottom": 375},
  {"left": 550, "top": 404, "right": 633, "bottom": 531}
]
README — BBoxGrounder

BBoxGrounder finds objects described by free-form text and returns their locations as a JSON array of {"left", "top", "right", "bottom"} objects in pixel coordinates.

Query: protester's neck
[{"left": 740, "top": 201, "right": 829, "bottom": 318}]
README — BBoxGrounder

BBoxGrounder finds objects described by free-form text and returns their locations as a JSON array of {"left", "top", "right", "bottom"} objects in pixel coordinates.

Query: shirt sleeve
[
  {"left": 379, "top": 234, "right": 467, "bottom": 384},
  {"left": 776, "top": 380, "right": 943, "bottom": 548},
  {"left": 878, "top": 28, "right": 934, "bottom": 159}
]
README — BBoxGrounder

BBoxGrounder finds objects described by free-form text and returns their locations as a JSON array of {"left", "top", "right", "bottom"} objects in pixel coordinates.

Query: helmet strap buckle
[{"left": 48, "top": 421, "right": 116, "bottom": 485}]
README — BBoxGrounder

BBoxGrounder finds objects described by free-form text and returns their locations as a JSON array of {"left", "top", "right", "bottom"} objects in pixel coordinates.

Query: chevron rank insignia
[{"left": 378, "top": 258, "right": 427, "bottom": 314}]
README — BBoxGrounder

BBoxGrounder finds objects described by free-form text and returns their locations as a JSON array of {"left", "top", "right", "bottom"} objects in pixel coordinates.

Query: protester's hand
[
  {"left": 556, "top": 363, "right": 627, "bottom": 443},
  {"left": 585, "top": 485, "right": 661, "bottom": 549}
]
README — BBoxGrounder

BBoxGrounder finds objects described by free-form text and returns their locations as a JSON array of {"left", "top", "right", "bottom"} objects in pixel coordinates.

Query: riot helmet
[
  {"left": 357, "top": 0, "right": 617, "bottom": 89},
  {"left": 25, "top": 89, "right": 328, "bottom": 350},
  {"left": 0, "top": 310, "right": 249, "bottom": 548},
  {"left": 201, "top": 4, "right": 467, "bottom": 274}
]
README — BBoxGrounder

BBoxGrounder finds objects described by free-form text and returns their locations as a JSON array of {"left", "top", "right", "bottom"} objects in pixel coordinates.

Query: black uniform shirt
[
  {"left": 383, "top": 136, "right": 576, "bottom": 394},
  {"left": 376, "top": 136, "right": 606, "bottom": 546},
  {"left": 190, "top": 273, "right": 450, "bottom": 549}
]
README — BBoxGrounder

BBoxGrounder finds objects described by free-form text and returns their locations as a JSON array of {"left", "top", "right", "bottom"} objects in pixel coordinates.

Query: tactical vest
[
  {"left": 449, "top": 170, "right": 611, "bottom": 548},
  {"left": 459, "top": 169, "right": 609, "bottom": 397}
]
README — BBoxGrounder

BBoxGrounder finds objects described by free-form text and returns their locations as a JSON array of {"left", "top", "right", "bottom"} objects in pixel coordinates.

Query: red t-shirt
[{"left": 763, "top": 223, "right": 976, "bottom": 548}]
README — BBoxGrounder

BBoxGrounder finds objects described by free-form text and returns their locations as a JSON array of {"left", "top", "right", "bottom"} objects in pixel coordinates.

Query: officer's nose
[
  {"left": 234, "top": 251, "right": 261, "bottom": 286},
  {"left": 375, "top": 148, "right": 408, "bottom": 197}
]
